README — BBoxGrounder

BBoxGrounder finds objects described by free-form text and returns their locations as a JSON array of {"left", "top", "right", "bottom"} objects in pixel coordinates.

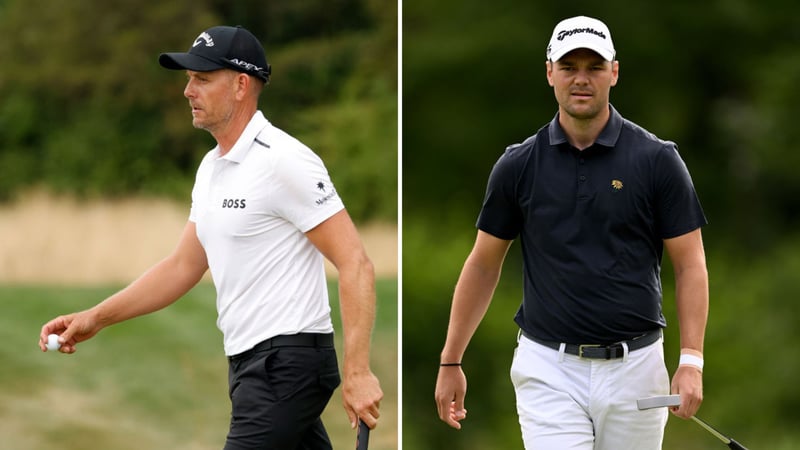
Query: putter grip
[{"left": 356, "top": 419, "right": 370, "bottom": 450}]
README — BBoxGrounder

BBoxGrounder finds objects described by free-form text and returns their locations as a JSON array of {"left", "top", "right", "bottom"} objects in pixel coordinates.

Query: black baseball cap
[{"left": 159, "top": 25, "right": 271, "bottom": 82}]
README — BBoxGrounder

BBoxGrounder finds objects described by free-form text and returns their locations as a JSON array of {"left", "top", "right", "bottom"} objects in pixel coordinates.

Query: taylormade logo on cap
[
  {"left": 557, "top": 27, "right": 606, "bottom": 41},
  {"left": 546, "top": 16, "right": 615, "bottom": 62}
]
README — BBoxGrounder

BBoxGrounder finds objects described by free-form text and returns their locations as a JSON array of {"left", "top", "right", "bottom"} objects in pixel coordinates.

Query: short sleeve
[
  {"left": 271, "top": 146, "right": 345, "bottom": 232},
  {"left": 654, "top": 144, "right": 707, "bottom": 238},
  {"left": 476, "top": 150, "right": 523, "bottom": 240}
]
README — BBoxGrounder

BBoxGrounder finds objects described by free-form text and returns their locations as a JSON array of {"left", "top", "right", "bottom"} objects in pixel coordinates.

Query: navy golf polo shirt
[{"left": 477, "top": 106, "right": 707, "bottom": 344}]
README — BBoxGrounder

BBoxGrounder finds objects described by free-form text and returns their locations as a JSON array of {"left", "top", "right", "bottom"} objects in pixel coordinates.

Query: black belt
[
  {"left": 228, "top": 332, "right": 334, "bottom": 362},
  {"left": 521, "top": 329, "right": 662, "bottom": 360}
]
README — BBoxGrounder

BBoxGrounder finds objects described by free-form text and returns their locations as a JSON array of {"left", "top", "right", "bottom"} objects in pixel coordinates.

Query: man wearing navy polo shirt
[{"left": 435, "top": 16, "right": 709, "bottom": 449}]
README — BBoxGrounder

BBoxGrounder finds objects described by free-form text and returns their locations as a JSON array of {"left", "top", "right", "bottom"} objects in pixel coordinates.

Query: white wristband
[{"left": 679, "top": 354, "right": 704, "bottom": 371}]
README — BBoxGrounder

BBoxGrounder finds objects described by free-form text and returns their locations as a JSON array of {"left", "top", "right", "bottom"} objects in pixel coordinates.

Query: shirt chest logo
[
  {"left": 221, "top": 198, "right": 247, "bottom": 209},
  {"left": 611, "top": 179, "right": 624, "bottom": 191}
]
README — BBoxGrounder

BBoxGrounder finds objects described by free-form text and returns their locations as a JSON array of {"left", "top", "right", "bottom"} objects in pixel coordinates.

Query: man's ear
[
  {"left": 235, "top": 73, "right": 250, "bottom": 100},
  {"left": 546, "top": 60, "right": 555, "bottom": 87},
  {"left": 610, "top": 60, "right": 619, "bottom": 87}
]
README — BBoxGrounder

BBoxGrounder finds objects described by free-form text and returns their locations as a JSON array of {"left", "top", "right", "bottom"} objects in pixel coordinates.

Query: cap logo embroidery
[
  {"left": 230, "top": 58, "right": 263, "bottom": 72},
  {"left": 557, "top": 27, "right": 606, "bottom": 41},
  {"left": 611, "top": 179, "right": 623, "bottom": 190},
  {"left": 193, "top": 32, "right": 215, "bottom": 48}
]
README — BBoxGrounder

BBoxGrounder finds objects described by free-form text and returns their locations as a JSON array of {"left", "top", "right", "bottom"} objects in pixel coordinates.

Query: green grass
[{"left": 1, "top": 279, "right": 397, "bottom": 450}]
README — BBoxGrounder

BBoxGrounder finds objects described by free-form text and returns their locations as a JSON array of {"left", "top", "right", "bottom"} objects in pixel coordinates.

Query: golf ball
[{"left": 46, "top": 334, "right": 61, "bottom": 351}]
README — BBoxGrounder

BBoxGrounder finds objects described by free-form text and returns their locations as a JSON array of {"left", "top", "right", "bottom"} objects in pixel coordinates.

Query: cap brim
[
  {"left": 549, "top": 44, "right": 615, "bottom": 62},
  {"left": 158, "top": 52, "right": 226, "bottom": 71}
]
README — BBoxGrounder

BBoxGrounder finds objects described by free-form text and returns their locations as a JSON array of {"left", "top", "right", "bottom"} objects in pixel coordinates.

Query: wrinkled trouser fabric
[
  {"left": 224, "top": 346, "right": 340, "bottom": 450},
  {"left": 511, "top": 333, "right": 669, "bottom": 450}
]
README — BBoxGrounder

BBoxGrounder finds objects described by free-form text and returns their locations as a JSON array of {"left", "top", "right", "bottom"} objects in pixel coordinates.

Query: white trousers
[{"left": 510, "top": 333, "right": 670, "bottom": 450}]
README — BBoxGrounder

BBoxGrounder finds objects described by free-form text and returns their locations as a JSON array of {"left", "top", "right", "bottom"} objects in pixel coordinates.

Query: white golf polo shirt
[{"left": 189, "top": 111, "right": 344, "bottom": 356}]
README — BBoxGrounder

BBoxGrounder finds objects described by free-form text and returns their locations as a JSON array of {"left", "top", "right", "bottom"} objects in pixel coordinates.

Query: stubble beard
[
  {"left": 192, "top": 106, "right": 234, "bottom": 135},
  {"left": 562, "top": 99, "right": 604, "bottom": 121}
]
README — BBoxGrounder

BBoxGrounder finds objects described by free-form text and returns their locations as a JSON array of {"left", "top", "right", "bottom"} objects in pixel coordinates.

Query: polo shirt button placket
[{"left": 577, "top": 151, "right": 589, "bottom": 198}]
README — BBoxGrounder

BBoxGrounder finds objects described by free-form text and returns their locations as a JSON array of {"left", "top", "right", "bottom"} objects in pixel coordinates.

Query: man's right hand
[
  {"left": 434, "top": 365, "right": 468, "bottom": 429},
  {"left": 39, "top": 310, "right": 102, "bottom": 354}
]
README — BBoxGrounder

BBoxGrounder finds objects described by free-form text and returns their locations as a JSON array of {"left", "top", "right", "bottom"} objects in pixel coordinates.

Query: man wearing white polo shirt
[{"left": 39, "top": 25, "right": 382, "bottom": 449}]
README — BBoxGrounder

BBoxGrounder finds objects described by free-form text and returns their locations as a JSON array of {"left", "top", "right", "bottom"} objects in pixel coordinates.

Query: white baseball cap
[{"left": 546, "top": 16, "right": 615, "bottom": 62}]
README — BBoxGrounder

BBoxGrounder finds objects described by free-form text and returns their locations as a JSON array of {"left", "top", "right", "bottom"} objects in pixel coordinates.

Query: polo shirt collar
[
  {"left": 548, "top": 104, "right": 624, "bottom": 149},
  {"left": 216, "top": 110, "right": 270, "bottom": 163}
]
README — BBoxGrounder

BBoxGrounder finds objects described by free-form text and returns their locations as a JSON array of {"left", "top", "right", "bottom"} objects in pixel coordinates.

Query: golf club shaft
[
  {"left": 691, "top": 416, "right": 749, "bottom": 450},
  {"left": 691, "top": 416, "right": 729, "bottom": 443}
]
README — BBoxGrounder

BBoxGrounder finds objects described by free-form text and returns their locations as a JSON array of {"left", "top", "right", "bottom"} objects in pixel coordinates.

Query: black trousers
[{"left": 223, "top": 335, "right": 341, "bottom": 450}]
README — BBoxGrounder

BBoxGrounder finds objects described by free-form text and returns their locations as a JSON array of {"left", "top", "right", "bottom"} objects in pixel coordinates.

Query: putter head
[{"left": 636, "top": 395, "right": 681, "bottom": 410}]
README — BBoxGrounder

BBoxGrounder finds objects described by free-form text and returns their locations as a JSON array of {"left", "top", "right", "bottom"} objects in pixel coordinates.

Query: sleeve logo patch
[{"left": 315, "top": 181, "right": 337, "bottom": 205}]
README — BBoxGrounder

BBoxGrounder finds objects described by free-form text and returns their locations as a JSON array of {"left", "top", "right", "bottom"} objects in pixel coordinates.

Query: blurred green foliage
[
  {"left": 0, "top": 0, "right": 397, "bottom": 222},
  {"left": 403, "top": 0, "right": 800, "bottom": 448}
]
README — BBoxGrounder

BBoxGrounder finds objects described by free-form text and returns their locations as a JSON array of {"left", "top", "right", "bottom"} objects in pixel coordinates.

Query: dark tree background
[{"left": 0, "top": 0, "right": 397, "bottom": 222}]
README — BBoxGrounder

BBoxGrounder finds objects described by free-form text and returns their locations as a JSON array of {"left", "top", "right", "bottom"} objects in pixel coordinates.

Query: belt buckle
[{"left": 578, "top": 344, "right": 602, "bottom": 358}]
